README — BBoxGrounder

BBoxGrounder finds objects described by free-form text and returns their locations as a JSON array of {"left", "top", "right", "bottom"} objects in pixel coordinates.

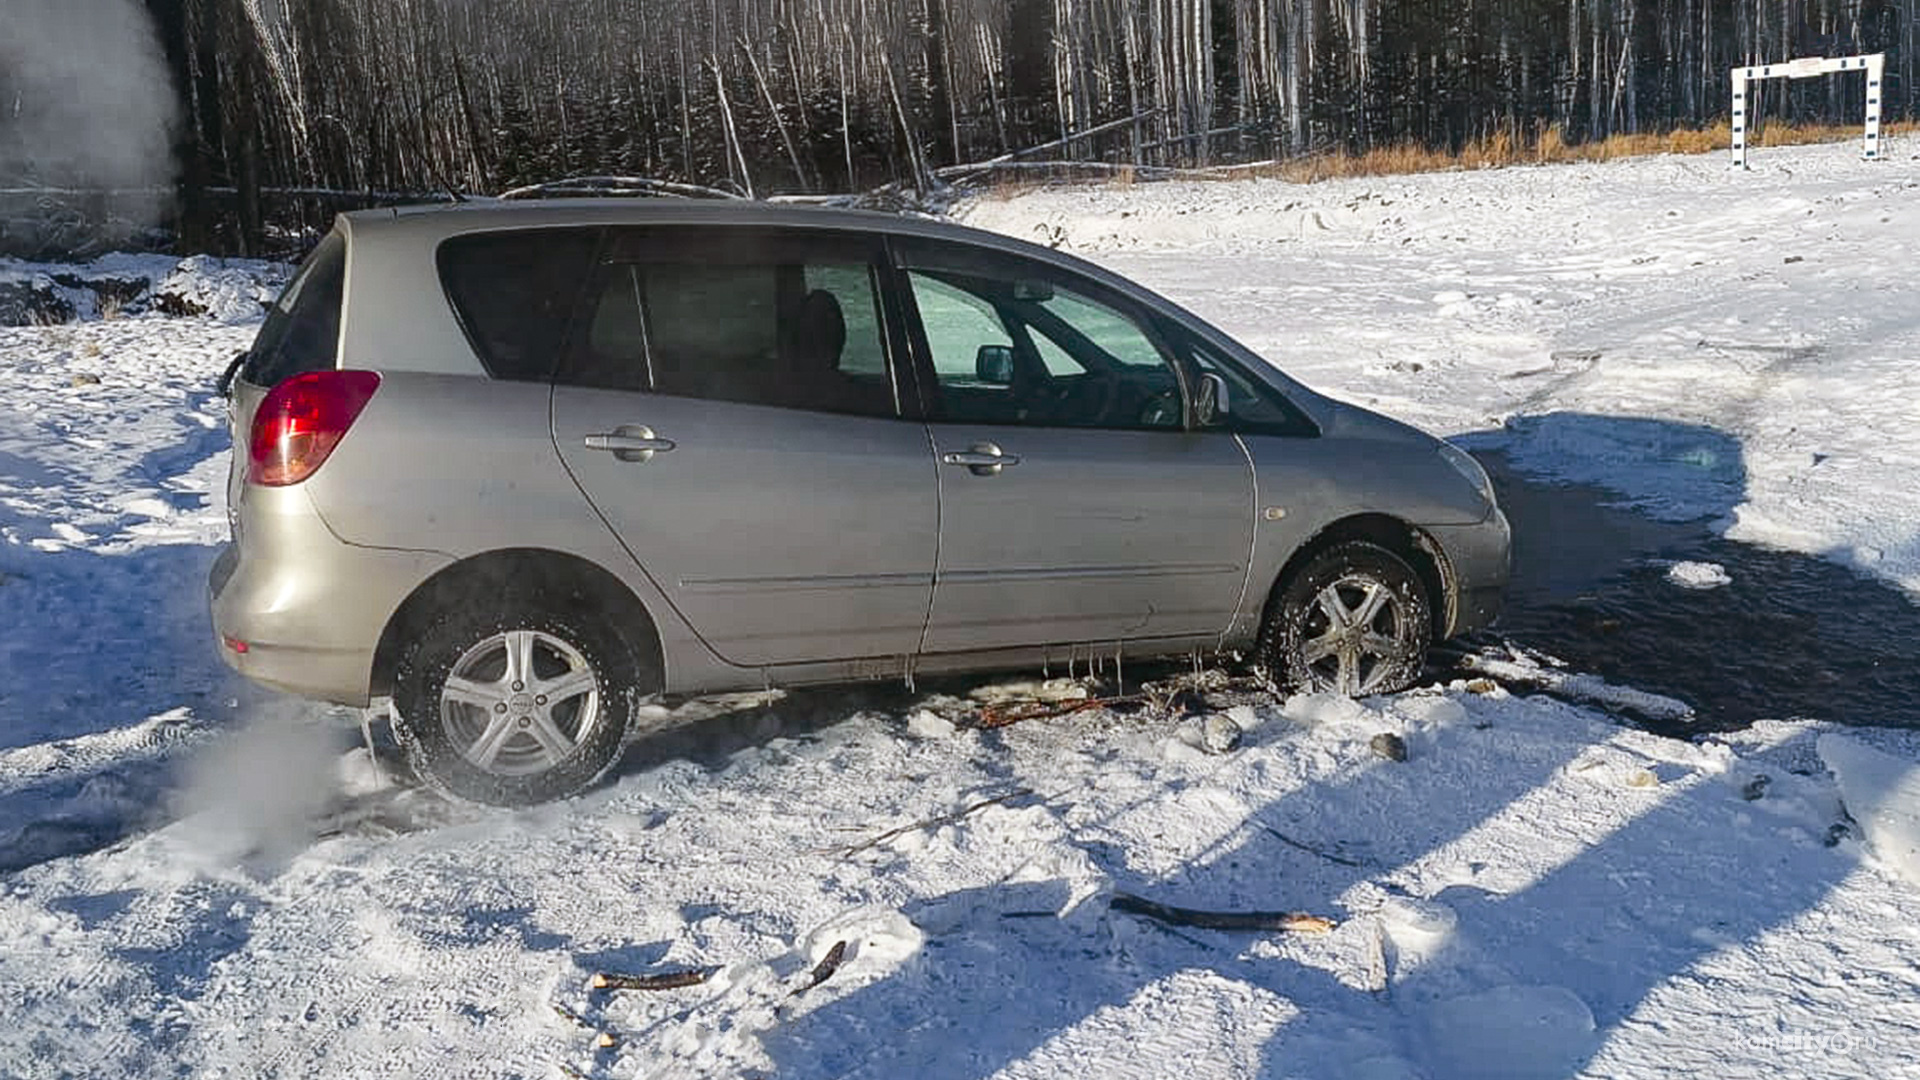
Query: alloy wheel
[
  {"left": 439, "top": 629, "right": 603, "bottom": 776},
  {"left": 1295, "top": 574, "right": 1419, "bottom": 696}
]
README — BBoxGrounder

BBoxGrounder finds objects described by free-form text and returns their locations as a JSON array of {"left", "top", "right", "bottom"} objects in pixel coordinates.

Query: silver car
[{"left": 209, "top": 201, "right": 1509, "bottom": 805}]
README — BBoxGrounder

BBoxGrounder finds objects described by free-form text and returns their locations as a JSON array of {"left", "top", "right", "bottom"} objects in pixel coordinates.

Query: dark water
[{"left": 1475, "top": 450, "right": 1920, "bottom": 732}]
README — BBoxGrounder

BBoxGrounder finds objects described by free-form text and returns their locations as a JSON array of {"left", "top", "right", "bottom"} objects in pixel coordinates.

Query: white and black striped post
[
  {"left": 1865, "top": 53, "right": 1885, "bottom": 160},
  {"left": 1731, "top": 70, "right": 1750, "bottom": 168}
]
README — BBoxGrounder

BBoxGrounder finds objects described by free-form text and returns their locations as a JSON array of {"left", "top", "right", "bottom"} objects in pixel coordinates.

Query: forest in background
[{"left": 3, "top": 0, "right": 1916, "bottom": 255}]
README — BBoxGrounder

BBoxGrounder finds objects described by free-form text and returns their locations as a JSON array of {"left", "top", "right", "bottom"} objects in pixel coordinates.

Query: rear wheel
[
  {"left": 392, "top": 594, "right": 652, "bottom": 806},
  {"left": 1260, "top": 540, "right": 1432, "bottom": 697}
]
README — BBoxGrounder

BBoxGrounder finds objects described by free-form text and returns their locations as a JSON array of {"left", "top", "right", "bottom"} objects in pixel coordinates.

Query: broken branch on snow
[
  {"left": 1110, "top": 891, "right": 1336, "bottom": 934},
  {"left": 791, "top": 940, "right": 848, "bottom": 996},
  {"left": 971, "top": 696, "right": 1141, "bottom": 729},
  {"left": 592, "top": 968, "right": 711, "bottom": 992},
  {"left": 830, "top": 787, "right": 1035, "bottom": 856},
  {"left": 1258, "top": 824, "right": 1373, "bottom": 868}
]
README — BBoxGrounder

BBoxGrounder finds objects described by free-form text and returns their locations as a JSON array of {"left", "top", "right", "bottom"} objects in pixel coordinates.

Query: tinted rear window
[
  {"left": 243, "top": 232, "right": 345, "bottom": 387},
  {"left": 561, "top": 227, "right": 898, "bottom": 417},
  {"left": 437, "top": 228, "right": 601, "bottom": 380}
]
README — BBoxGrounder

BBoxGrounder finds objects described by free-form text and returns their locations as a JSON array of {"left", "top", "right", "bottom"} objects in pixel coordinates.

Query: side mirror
[
  {"left": 1194, "top": 372, "right": 1231, "bottom": 426},
  {"left": 975, "top": 344, "right": 1015, "bottom": 387}
]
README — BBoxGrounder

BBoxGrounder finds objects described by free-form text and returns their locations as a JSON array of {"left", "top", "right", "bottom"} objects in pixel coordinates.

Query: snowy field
[{"left": 3, "top": 143, "right": 1920, "bottom": 1079}]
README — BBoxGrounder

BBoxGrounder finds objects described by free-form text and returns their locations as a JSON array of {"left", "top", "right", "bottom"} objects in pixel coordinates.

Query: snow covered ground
[
  {"left": 3, "top": 144, "right": 1920, "bottom": 1079},
  {"left": 0, "top": 252, "right": 288, "bottom": 324}
]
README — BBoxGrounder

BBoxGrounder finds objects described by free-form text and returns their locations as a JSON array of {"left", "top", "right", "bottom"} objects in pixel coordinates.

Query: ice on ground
[
  {"left": 1665, "top": 560, "right": 1733, "bottom": 590},
  {"left": 969, "top": 676, "right": 1093, "bottom": 704},
  {"left": 1377, "top": 893, "right": 1459, "bottom": 964},
  {"left": 904, "top": 707, "right": 959, "bottom": 739},
  {"left": 1456, "top": 651, "right": 1696, "bottom": 725},
  {"left": 1423, "top": 984, "right": 1597, "bottom": 1080},
  {"left": 1819, "top": 733, "right": 1920, "bottom": 887}
]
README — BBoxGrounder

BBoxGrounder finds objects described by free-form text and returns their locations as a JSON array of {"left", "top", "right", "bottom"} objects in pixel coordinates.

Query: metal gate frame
[{"left": 1730, "top": 54, "right": 1884, "bottom": 168}]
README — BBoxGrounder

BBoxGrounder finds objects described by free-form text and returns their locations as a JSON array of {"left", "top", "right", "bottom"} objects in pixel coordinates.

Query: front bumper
[
  {"left": 208, "top": 486, "right": 449, "bottom": 706},
  {"left": 1424, "top": 504, "right": 1511, "bottom": 638}
]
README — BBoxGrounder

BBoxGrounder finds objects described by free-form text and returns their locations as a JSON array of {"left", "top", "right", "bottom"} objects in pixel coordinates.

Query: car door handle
[
  {"left": 585, "top": 426, "right": 675, "bottom": 462},
  {"left": 942, "top": 443, "right": 1020, "bottom": 476}
]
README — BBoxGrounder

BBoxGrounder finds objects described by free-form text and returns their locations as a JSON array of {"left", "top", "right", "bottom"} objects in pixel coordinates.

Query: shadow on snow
[{"left": 756, "top": 412, "right": 1897, "bottom": 1079}]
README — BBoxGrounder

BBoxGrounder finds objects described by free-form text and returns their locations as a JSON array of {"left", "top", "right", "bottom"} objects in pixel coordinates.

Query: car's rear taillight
[{"left": 247, "top": 370, "right": 381, "bottom": 487}]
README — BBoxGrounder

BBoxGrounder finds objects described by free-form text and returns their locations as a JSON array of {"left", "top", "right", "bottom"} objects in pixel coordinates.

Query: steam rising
[
  {"left": 171, "top": 706, "right": 354, "bottom": 871},
  {"left": 0, "top": 0, "right": 179, "bottom": 234}
]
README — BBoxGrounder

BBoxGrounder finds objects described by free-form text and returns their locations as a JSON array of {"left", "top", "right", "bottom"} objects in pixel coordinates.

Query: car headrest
[{"left": 792, "top": 289, "right": 846, "bottom": 374}]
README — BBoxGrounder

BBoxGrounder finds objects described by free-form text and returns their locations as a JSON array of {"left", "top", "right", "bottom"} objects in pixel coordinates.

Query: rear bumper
[
  {"left": 208, "top": 487, "right": 449, "bottom": 706},
  {"left": 1425, "top": 505, "right": 1511, "bottom": 638}
]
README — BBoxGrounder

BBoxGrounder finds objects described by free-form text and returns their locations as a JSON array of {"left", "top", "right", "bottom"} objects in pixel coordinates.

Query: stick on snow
[
  {"left": 971, "top": 695, "right": 1144, "bottom": 729},
  {"left": 791, "top": 940, "right": 849, "bottom": 996},
  {"left": 830, "top": 788, "right": 1035, "bottom": 856},
  {"left": 1111, "top": 892, "right": 1336, "bottom": 934},
  {"left": 1258, "top": 825, "right": 1373, "bottom": 868},
  {"left": 592, "top": 968, "right": 711, "bottom": 992}
]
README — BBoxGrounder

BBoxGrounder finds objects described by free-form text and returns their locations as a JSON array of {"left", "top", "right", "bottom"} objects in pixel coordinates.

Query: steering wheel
[
  {"left": 1137, "top": 387, "right": 1183, "bottom": 429},
  {"left": 1039, "top": 374, "right": 1119, "bottom": 426}
]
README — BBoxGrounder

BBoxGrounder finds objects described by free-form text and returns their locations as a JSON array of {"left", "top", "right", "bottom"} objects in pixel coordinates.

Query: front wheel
[
  {"left": 1260, "top": 540, "right": 1433, "bottom": 697},
  {"left": 392, "top": 596, "right": 651, "bottom": 806}
]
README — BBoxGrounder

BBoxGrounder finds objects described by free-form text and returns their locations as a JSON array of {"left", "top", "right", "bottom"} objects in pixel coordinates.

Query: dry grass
[
  {"left": 978, "top": 176, "right": 1050, "bottom": 202},
  {"left": 950, "top": 118, "right": 1905, "bottom": 200},
  {"left": 1261, "top": 120, "right": 1914, "bottom": 184}
]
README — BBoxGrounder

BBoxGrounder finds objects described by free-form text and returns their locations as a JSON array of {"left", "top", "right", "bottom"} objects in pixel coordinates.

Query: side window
[
  {"left": 1027, "top": 329, "right": 1080, "bottom": 377},
  {"left": 1180, "top": 332, "right": 1319, "bottom": 437},
  {"left": 805, "top": 264, "right": 887, "bottom": 378},
  {"left": 244, "top": 232, "right": 345, "bottom": 387},
  {"left": 563, "top": 229, "right": 898, "bottom": 419},
  {"left": 1038, "top": 290, "right": 1167, "bottom": 371},
  {"left": 904, "top": 265, "right": 1184, "bottom": 431},
  {"left": 575, "top": 265, "right": 650, "bottom": 392},
  {"left": 438, "top": 228, "right": 601, "bottom": 381},
  {"left": 908, "top": 272, "right": 1015, "bottom": 383},
  {"left": 644, "top": 263, "right": 782, "bottom": 397}
]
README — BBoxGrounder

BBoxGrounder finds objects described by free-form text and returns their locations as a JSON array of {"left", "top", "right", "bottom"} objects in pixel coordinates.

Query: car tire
[
  {"left": 1260, "top": 540, "right": 1432, "bottom": 697},
  {"left": 391, "top": 592, "right": 653, "bottom": 806}
]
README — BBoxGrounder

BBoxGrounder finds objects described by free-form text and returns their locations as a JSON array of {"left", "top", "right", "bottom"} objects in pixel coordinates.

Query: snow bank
[
  {"left": 0, "top": 252, "right": 288, "bottom": 324},
  {"left": 1820, "top": 733, "right": 1920, "bottom": 887}
]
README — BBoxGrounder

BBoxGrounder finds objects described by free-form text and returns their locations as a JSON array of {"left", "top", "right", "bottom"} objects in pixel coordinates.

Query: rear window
[
  {"left": 437, "top": 228, "right": 601, "bottom": 380},
  {"left": 243, "top": 232, "right": 345, "bottom": 387}
]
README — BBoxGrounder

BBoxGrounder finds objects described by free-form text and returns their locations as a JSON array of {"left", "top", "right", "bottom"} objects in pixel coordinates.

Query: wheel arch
[
  {"left": 1260, "top": 513, "right": 1457, "bottom": 642},
  {"left": 370, "top": 547, "right": 664, "bottom": 698}
]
